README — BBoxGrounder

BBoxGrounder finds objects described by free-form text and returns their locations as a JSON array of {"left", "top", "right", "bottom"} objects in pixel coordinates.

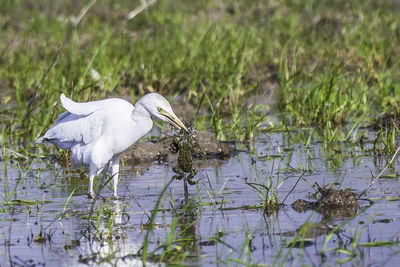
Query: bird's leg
[
  {"left": 88, "top": 166, "right": 96, "bottom": 199},
  {"left": 111, "top": 155, "right": 121, "bottom": 199},
  {"left": 89, "top": 164, "right": 105, "bottom": 199}
]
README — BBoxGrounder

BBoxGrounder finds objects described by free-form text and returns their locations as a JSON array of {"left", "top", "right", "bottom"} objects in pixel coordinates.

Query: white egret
[{"left": 37, "top": 93, "right": 187, "bottom": 198}]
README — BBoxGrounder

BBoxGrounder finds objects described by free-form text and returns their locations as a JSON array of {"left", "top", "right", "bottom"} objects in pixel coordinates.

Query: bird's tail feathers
[{"left": 60, "top": 93, "right": 99, "bottom": 116}]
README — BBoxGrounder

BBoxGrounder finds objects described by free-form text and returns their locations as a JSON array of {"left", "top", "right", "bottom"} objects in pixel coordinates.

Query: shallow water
[{"left": 1, "top": 131, "right": 400, "bottom": 266}]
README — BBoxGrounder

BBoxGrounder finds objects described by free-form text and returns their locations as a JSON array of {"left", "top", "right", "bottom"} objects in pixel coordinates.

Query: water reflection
[
  {"left": 174, "top": 198, "right": 200, "bottom": 263},
  {"left": 76, "top": 198, "right": 142, "bottom": 266}
]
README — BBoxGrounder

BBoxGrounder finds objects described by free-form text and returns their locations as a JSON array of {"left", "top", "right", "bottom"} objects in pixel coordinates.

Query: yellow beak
[{"left": 163, "top": 112, "right": 188, "bottom": 133}]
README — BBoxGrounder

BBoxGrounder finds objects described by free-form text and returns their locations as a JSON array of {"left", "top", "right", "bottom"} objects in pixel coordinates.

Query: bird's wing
[
  {"left": 40, "top": 95, "right": 105, "bottom": 148},
  {"left": 60, "top": 93, "right": 99, "bottom": 116},
  {"left": 54, "top": 111, "right": 70, "bottom": 124},
  {"left": 42, "top": 111, "right": 104, "bottom": 149}
]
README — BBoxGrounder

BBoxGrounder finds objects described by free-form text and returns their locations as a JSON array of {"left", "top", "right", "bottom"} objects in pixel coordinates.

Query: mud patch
[
  {"left": 373, "top": 113, "right": 400, "bottom": 130},
  {"left": 122, "top": 131, "right": 235, "bottom": 163},
  {"left": 292, "top": 187, "right": 359, "bottom": 219}
]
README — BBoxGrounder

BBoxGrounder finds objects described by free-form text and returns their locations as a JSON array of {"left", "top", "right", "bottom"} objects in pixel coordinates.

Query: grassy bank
[{"left": 1, "top": 0, "right": 400, "bottom": 144}]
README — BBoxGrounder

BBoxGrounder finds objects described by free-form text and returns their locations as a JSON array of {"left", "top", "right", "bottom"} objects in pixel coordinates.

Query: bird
[{"left": 37, "top": 93, "right": 187, "bottom": 198}]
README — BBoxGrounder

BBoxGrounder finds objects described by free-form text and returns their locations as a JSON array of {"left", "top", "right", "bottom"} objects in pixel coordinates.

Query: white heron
[{"left": 37, "top": 93, "right": 187, "bottom": 198}]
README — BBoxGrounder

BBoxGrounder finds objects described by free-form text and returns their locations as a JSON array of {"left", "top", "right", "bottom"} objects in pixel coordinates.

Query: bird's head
[{"left": 138, "top": 93, "right": 188, "bottom": 132}]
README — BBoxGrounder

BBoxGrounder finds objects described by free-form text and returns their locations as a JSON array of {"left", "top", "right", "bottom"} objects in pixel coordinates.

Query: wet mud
[
  {"left": 122, "top": 130, "right": 235, "bottom": 163},
  {"left": 292, "top": 187, "right": 360, "bottom": 219},
  {"left": 373, "top": 113, "right": 400, "bottom": 130}
]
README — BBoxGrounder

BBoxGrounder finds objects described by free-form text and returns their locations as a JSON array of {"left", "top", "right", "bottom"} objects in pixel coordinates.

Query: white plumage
[{"left": 38, "top": 93, "right": 187, "bottom": 198}]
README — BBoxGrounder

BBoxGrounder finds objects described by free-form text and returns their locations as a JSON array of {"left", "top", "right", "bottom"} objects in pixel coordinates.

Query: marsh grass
[
  {"left": 1, "top": 162, "right": 30, "bottom": 211},
  {"left": 157, "top": 199, "right": 198, "bottom": 263},
  {"left": 373, "top": 126, "right": 399, "bottom": 156},
  {"left": 1, "top": 0, "right": 399, "bottom": 146},
  {"left": 141, "top": 177, "right": 175, "bottom": 264},
  {"left": 141, "top": 178, "right": 202, "bottom": 264}
]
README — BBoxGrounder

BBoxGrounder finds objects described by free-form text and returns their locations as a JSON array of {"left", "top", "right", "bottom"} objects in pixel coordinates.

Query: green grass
[{"left": 1, "top": 0, "right": 400, "bottom": 146}]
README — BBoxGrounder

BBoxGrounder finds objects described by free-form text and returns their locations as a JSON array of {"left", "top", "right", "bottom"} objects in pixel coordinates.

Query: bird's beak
[{"left": 163, "top": 112, "right": 188, "bottom": 133}]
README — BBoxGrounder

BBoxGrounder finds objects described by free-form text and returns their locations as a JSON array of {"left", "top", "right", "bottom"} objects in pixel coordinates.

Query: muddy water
[{"left": 1, "top": 132, "right": 400, "bottom": 266}]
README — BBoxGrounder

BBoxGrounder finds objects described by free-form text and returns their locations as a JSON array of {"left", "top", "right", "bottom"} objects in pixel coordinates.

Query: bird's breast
[{"left": 111, "top": 117, "right": 153, "bottom": 155}]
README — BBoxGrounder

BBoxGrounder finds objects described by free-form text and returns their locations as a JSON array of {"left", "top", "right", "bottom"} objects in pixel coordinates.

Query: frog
[{"left": 171, "top": 121, "right": 198, "bottom": 185}]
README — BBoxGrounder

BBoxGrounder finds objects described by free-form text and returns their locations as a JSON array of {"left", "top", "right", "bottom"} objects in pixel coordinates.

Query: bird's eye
[{"left": 157, "top": 107, "right": 164, "bottom": 113}]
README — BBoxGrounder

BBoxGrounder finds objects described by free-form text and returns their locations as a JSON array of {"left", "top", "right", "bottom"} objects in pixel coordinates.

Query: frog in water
[{"left": 171, "top": 121, "right": 198, "bottom": 185}]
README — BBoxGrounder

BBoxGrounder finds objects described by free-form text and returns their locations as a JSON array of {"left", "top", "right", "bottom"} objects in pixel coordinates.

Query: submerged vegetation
[{"left": 1, "top": 0, "right": 400, "bottom": 266}]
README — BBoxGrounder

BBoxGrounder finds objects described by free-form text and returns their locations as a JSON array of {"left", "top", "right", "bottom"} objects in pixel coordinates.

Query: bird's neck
[{"left": 131, "top": 103, "right": 152, "bottom": 123}]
